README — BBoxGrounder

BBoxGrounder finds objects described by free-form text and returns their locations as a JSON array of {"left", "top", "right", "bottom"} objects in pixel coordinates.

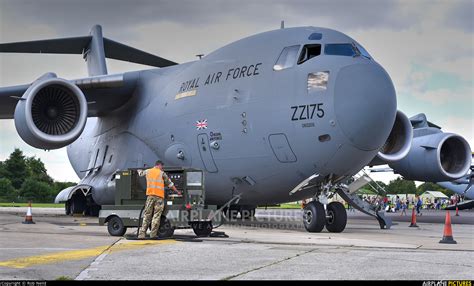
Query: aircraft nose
[{"left": 334, "top": 63, "right": 397, "bottom": 151}]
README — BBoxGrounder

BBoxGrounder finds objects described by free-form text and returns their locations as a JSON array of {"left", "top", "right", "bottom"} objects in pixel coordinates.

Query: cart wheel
[
  {"left": 158, "top": 217, "right": 174, "bottom": 238},
  {"left": 107, "top": 216, "right": 127, "bottom": 236},
  {"left": 192, "top": 222, "right": 213, "bottom": 237}
]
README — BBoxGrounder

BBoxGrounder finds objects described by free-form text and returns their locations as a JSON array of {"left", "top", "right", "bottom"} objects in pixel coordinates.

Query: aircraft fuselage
[{"left": 67, "top": 27, "right": 397, "bottom": 206}]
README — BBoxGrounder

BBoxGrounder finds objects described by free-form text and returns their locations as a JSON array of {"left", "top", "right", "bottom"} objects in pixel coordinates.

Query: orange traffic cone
[
  {"left": 22, "top": 201, "right": 35, "bottom": 224},
  {"left": 439, "top": 211, "right": 456, "bottom": 244},
  {"left": 409, "top": 207, "right": 418, "bottom": 227},
  {"left": 455, "top": 206, "right": 459, "bottom": 216}
]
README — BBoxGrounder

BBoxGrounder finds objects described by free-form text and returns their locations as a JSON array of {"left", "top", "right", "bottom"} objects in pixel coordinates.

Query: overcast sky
[{"left": 0, "top": 0, "right": 472, "bottom": 184}]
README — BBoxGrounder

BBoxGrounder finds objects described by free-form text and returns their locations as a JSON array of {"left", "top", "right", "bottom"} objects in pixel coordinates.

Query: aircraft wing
[
  {"left": 0, "top": 24, "right": 176, "bottom": 120},
  {"left": 0, "top": 72, "right": 139, "bottom": 119}
]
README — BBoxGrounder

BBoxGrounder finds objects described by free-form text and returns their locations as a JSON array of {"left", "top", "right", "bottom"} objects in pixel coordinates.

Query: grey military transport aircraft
[{"left": 0, "top": 25, "right": 471, "bottom": 233}]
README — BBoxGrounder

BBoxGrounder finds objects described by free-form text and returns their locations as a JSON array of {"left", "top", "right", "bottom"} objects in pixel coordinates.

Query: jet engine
[
  {"left": 14, "top": 78, "right": 88, "bottom": 149},
  {"left": 376, "top": 110, "right": 413, "bottom": 162},
  {"left": 389, "top": 132, "right": 471, "bottom": 182}
]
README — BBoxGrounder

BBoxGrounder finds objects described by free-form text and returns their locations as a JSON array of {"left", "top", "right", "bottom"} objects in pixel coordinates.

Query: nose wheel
[
  {"left": 303, "top": 201, "right": 326, "bottom": 232},
  {"left": 325, "top": 201, "right": 347, "bottom": 233},
  {"left": 303, "top": 201, "right": 347, "bottom": 233}
]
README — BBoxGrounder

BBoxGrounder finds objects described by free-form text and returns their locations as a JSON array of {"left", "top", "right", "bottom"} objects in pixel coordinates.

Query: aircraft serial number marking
[{"left": 291, "top": 104, "right": 324, "bottom": 121}]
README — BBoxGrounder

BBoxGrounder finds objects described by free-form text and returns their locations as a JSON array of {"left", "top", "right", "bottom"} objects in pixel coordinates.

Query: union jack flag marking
[{"left": 195, "top": 119, "right": 208, "bottom": 130}]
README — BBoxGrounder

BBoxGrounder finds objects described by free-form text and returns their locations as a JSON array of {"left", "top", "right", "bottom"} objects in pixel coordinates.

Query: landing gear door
[{"left": 197, "top": 133, "right": 218, "bottom": 173}]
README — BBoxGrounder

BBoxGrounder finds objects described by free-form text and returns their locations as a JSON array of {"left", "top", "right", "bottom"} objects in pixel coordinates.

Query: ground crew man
[{"left": 137, "top": 160, "right": 178, "bottom": 239}]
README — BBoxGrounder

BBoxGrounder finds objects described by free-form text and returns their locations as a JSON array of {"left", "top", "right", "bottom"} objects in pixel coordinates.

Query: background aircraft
[
  {"left": 370, "top": 153, "right": 473, "bottom": 198},
  {"left": 0, "top": 25, "right": 471, "bottom": 233}
]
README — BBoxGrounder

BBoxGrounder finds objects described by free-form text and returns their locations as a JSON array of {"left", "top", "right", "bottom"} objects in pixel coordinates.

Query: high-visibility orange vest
[{"left": 146, "top": 168, "right": 165, "bottom": 198}]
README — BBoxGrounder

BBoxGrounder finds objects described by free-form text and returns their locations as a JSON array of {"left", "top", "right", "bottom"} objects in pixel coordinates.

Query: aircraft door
[{"left": 197, "top": 133, "right": 218, "bottom": 173}]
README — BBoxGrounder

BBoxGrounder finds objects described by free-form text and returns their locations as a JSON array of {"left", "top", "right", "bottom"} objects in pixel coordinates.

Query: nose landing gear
[
  {"left": 325, "top": 201, "right": 347, "bottom": 233},
  {"left": 303, "top": 201, "right": 325, "bottom": 232},
  {"left": 303, "top": 201, "right": 347, "bottom": 233}
]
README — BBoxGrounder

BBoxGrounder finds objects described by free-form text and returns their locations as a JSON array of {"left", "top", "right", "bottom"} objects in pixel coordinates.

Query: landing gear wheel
[
  {"left": 70, "top": 197, "right": 86, "bottom": 215},
  {"left": 65, "top": 201, "right": 71, "bottom": 215},
  {"left": 158, "top": 217, "right": 174, "bottom": 238},
  {"left": 192, "top": 222, "right": 213, "bottom": 237},
  {"left": 325, "top": 202, "right": 347, "bottom": 233},
  {"left": 86, "top": 201, "right": 101, "bottom": 217},
  {"left": 108, "top": 216, "right": 127, "bottom": 236},
  {"left": 303, "top": 201, "right": 325, "bottom": 232}
]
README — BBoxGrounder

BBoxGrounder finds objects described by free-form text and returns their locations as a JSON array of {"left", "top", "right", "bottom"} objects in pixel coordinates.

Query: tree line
[
  {"left": 361, "top": 177, "right": 453, "bottom": 197},
  {"left": 0, "top": 148, "right": 76, "bottom": 203},
  {"left": 0, "top": 148, "right": 454, "bottom": 203}
]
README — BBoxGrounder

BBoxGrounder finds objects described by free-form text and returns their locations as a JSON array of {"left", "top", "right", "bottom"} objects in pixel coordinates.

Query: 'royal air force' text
[{"left": 179, "top": 63, "right": 262, "bottom": 93}]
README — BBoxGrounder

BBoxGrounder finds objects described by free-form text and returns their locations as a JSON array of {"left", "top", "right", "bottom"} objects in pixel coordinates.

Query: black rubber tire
[
  {"left": 65, "top": 201, "right": 71, "bottom": 215},
  {"left": 303, "top": 201, "right": 326, "bottom": 232},
  {"left": 70, "top": 194, "right": 86, "bottom": 215},
  {"left": 325, "top": 202, "right": 347, "bottom": 233},
  {"left": 70, "top": 199, "right": 85, "bottom": 215},
  {"left": 107, "top": 216, "right": 127, "bottom": 236},
  {"left": 158, "top": 217, "right": 174, "bottom": 238},
  {"left": 87, "top": 204, "right": 101, "bottom": 217},
  {"left": 192, "top": 222, "right": 213, "bottom": 237}
]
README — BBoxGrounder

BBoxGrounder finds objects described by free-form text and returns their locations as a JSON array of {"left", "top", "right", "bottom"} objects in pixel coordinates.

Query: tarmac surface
[{"left": 0, "top": 207, "right": 472, "bottom": 280}]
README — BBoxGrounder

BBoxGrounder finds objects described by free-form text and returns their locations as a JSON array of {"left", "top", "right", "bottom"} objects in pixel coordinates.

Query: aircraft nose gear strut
[{"left": 334, "top": 174, "right": 392, "bottom": 229}]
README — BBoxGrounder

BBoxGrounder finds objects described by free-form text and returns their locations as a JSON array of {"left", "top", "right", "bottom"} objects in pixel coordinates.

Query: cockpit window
[
  {"left": 308, "top": 32, "right": 322, "bottom": 40},
  {"left": 324, "top": 43, "right": 358, "bottom": 57},
  {"left": 273, "top": 45, "right": 300, "bottom": 71},
  {"left": 297, "top": 44, "right": 321, "bottom": 65},
  {"left": 354, "top": 43, "right": 372, "bottom": 59}
]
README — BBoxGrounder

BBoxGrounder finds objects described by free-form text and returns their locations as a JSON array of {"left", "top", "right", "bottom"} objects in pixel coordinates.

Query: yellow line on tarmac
[{"left": 0, "top": 239, "right": 177, "bottom": 269}]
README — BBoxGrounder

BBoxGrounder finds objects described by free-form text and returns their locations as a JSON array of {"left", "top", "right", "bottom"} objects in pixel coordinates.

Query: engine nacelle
[
  {"left": 389, "top": 132, "right": 471, "bottom": 182},
  {"left": 376, "top": 110, "right": 413, "bottom": 162},
  {"left": 14, "top": 78, "right": 88, "bottom": 149}
]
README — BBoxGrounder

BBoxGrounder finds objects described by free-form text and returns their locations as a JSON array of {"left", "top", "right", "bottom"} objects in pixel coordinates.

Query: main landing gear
[{"left": 303, "top": 201, "right": 347, "bottom": 233}]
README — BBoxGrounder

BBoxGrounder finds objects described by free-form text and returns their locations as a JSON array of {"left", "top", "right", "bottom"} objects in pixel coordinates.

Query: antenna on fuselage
[
  {"left": 280, "top": 20, "right": 285, "bottom": 29},
  {"left": 196, "top": 54, "right": 204, "bottom": 60}
]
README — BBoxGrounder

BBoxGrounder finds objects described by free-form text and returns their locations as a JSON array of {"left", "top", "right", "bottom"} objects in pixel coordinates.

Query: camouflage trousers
[{"left": 138, "top": 195, "right": 164, "bottom": 238}]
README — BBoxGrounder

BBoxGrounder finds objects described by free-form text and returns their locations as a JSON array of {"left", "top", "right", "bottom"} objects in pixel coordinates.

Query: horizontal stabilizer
[
  {"left": 410, "top": 113, "right": 441, "bottom": 129},
  {"left": 0, "top": 25, "right": 177, "bottom": 75},
  {"left": 103, "top": 38, "right": 177, "bottom": 67},
  {"left": 0, "top": 37, "right": 92, "bottom": 54}
]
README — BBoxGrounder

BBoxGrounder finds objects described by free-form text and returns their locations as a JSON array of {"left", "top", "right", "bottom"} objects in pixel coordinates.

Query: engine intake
[
  {"left": 389, "top": 132, "right": 471, "bottom": 182},
  {"left": 14, "top": 78, "right": 88, "bottom": 149},
  {"left": 377, "top": 110, "right": 413, "bottom": 162}
]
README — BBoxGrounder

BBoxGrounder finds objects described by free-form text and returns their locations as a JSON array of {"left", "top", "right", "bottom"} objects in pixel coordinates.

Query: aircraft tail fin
[
  {"left": 0, "top": 25, "right": 177, "bottom": 77},
  {"left": 86, "top": 25, "right": 108, "bottom": 76}
]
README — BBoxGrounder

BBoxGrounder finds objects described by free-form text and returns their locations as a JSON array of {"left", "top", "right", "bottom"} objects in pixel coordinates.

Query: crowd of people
[{"left": 359, "top": 194, "right": 464, "bottom": 216}]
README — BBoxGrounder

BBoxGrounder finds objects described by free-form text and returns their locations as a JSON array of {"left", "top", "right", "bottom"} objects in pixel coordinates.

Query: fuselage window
[
  {"left": 308, "top": 32, "right": 322, "bottom": 40},
  {"left": 324, "top": 43, "right": 358, "bottom": 57},
  {"left": 297, "top": 44, "right": 321, "bottom": 65},
  {"left": 273, "top": 45, "right": 300, "bottom": 71}
]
